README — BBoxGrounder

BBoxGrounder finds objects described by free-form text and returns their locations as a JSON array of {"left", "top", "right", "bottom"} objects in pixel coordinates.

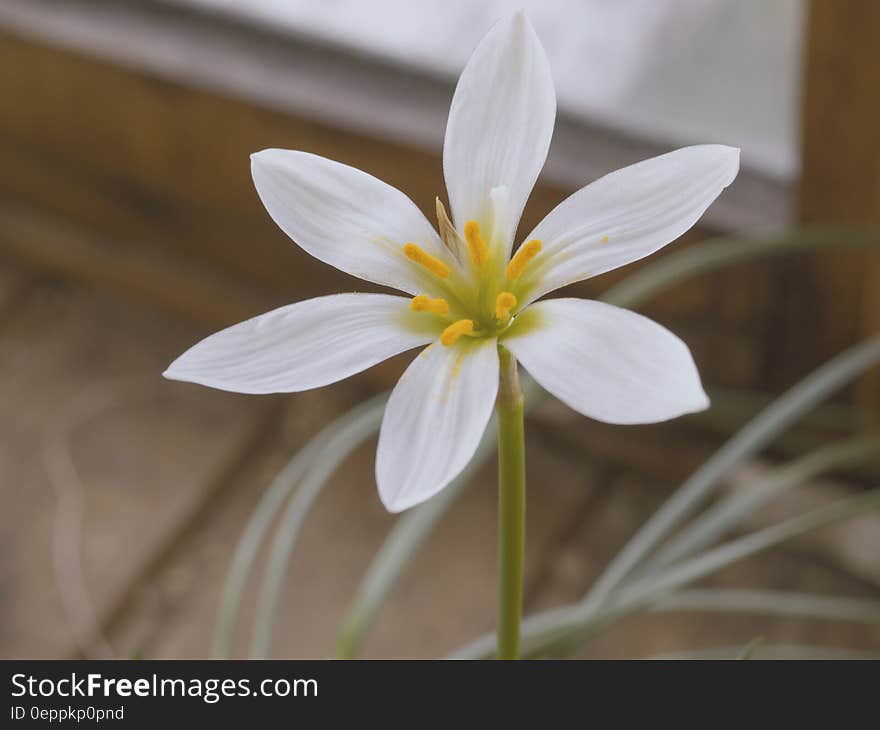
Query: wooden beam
[
  {"left": 783, "top": 1, "right": 880, "bottom": 404},
  {"left": 0, "top": 24, "right": 778, "bottom": 396}
]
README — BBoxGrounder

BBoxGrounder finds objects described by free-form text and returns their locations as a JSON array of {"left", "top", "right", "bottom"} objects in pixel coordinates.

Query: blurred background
[{"left": 1, "top": 0, "right": 878, "bottom": 659}]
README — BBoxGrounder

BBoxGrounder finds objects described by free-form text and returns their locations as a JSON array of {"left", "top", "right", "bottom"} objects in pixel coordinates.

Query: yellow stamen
[
  {"left": 463, "top": 221, "right": 489, "bottom": 267},
  {"left": 440, "top": 319, "right": 474, "bottom": 347},
  {"left": 600, "top": 235, "right": 609, "bottom": 244},
  {"left": 403, "top": 243, "right": 451, "bottom": 278},
  {"left": 505, "top": 239, "right": 542, "bottom": 280},
  {"left": 495, "top": 291, "right": 517, "bottom": 320},
  {"left": 410, "top": 295, "right": 449, "bottom": 315}
]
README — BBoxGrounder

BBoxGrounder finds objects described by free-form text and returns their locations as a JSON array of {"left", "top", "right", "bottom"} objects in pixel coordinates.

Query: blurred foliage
[{"left": 213, "top": 227, "right": 880, "bottom": 659}]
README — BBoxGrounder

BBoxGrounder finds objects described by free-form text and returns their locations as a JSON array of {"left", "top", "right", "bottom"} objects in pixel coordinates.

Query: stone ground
[{"left": 1, "top": 254, "right": 878, "bottom": 659}]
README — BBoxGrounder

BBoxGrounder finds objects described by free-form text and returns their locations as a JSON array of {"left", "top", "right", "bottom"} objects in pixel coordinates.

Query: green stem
[{"left": 496, "top": 346, "right": 526, "bottom": 660}]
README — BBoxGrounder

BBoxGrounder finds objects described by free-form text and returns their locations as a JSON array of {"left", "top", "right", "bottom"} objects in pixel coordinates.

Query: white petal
[
  {"left": 252, "top": 149, "right": 449, "bottom": 295},
  {"left": 502, "top": 299, "right": 708, "bottom": 425},
  {"left": 443, "top": 12, "right": 555, "bottom": 253},
  {"left": 164, "top": 294, "right": 432, "bottom": 394},
  {"left": 516, "top": 145, "right": 740, "bottom": 306},
  {"left": 376, "top": 338, "right": 499, "bottom": 512}
]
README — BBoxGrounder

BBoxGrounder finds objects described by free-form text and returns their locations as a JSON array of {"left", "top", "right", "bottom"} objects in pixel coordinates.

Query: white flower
[{"left": 164, "top": 12, "right": 739, "bottom": 513}]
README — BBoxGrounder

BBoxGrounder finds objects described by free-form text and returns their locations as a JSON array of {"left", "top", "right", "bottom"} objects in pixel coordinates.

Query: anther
[
  {"left": 463, "top": 221, "right": 489, "bottom": 267},
  {"left": 410, "top": 295, "right": 449, "bottom": 315},
  {"left": 440, "top": 319, "right": 474, "bottom": 346},
  {"left": 505, "top": 239, "right": 542, "bottom": 280},
  {"left": 495, "top": 292, "right": 517, "bottom": 320},
  {"left": 403, "top": 243, "right": 451, "bottom": 278}
]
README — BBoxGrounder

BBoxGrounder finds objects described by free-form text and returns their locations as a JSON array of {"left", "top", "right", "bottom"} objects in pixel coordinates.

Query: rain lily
[{"left": 165, "top": 12, "right": 739, "bottom": 514}]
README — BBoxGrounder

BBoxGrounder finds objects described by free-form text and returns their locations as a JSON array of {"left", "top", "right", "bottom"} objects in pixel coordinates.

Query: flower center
[{"left": 403, "top": 206, "right": 542, "bottom": 346}]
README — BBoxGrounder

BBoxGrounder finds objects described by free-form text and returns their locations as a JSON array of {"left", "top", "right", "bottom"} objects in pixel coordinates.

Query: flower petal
[
  {"left": 502, "top": 298, "right": 708, "bottom": 424},
  {"left": 443, "top": 12, "right": 555, "bottom": 254},
  {"left": 164, "top": 294, "right": 433, "bottom": 394},
  {"left": 376, "top": 338, "right": 499, "bottom": 512},
  {"left": 516, "top": 145, "right": 740, "bottom": 306},
  {"left": 252, "top": 149, "right": 449, "bottom": 295}
]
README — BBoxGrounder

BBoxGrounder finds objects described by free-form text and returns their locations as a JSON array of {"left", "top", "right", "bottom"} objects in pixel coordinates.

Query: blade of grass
[
  {"left": 249, "top": 396, "right": 386, "bottom": 658},
  {"left": 211, "top": 393, "right": 387, "bottom": 658},
  {"left": 451, "top": 488, "right": 880, "bottom": 658},
  {"left": 696, "top": 386, "right": 859, "bottom": 435},
  {"left": 623, "top": 488, "right": 880, "bottom": 612},
  {"left": 580, "top": 337, "right": 880, "bottom": 615},
  {"left": 652, "top": 588, "right": 880, "bottom": 623},
  {"left": 736, "top": 636, "right": 764, "bottom": 659},
  {"left": 647, "top": 644, "right": 880, "bottom": 660},
  {"left": 643, "top": 433, "right": 880, "bottom": 571},
  {"left": 212, "top": 426, "right": 335, "bottom": 658},
  {"left": 541, "top": 488, "right": 880, "bottom": 658},
  {"left": 601, "top": 228, "right": 880, "bottom": 309}
]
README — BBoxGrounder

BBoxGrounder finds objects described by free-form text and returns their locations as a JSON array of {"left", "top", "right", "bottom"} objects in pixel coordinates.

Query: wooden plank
[
  {"left": 0, "top": 255, "right": 35, "bottom": 313},
  {"left": 0, "top": 279, "right": 273, "bottom": 658},
  {"left": 776, "top": 1, "right": 880, "bottom": 398},
  {"left": 0, "top": 32, "right": 771, "bottom": 381},
  {"left": 0, "top": 198, "right": 279, "bottom": 328},
  {"left": 0, "top": 28, "right": 782, "bottom": 397},
  {"left": 0, "top": 0, "right": 789, "bottom": 231},
  {"left": 0, "top": 30, "right": 572, "bottom": 293},
  {"left": 582, "top": 552, "right": 880, "bottom": 659}
]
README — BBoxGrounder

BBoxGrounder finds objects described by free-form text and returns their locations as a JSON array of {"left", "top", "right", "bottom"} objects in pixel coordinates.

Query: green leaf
[
  {"left": 647, "top": 643, "right": 880, "bottom": 660},
  {"left": 653, "top": 588, "right": 880, "bottom": 623},
  {"left": 601, "top": 228, "right": 880, "bottom": 310},
  {"left": 643, "top": 433, "right": 880, "bottom": 571},
  {"left": 580, "top": 337, "right": 880, "bottom": 615},
  {"left": 249, "top": 396, "right": 386, "bottom": 658},
  {"left": 212, "top": 393, "right": 387, "bottom": 658},
  {"left": 451, "top": 488, "right": 880, "bottom": 658}
]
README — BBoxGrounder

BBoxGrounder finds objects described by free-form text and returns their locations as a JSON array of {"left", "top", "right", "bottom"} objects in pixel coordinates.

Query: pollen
[
  {"left": 495, "top": 291, "right": 517, "bottom": 319},
  {"left": 403, "top": 243, "right": 451, "bottom": 278},
  {"left": 600, "top": 235, "right": 609, "bottom": 244},
  {"left": 440, "top": 319, "right": 474, "bottom": 347},
  {"left": 410, "top": 295, "right": 449, "bottom": 315},
  {"left": 463, "top": 221, "right": 489, "bottom": 267},
  {"left": 506, "top": 239, "right": 542, "bottom": 280}
]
